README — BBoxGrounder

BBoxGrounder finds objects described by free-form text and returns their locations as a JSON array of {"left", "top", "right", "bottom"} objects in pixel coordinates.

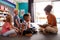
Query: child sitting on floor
[
  {"left": 1, "top": 14, "right": 19, "bottom": 37},
  {"left": 21, "top": 14, "right": 32, "bottom": 37},
  {"left": 21, "top": 14, "right": 37, "bottom": 37}
]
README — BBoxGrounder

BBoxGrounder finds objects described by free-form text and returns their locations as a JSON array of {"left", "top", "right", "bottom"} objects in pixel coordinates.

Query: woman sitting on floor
[{"left": 39, "top": 5, "right": 58, "bottom": 34}]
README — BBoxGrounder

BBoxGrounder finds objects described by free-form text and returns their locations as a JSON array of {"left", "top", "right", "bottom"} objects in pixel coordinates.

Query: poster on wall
[{"left": 20, "top": 9, "right": 25, "bottom": 17}]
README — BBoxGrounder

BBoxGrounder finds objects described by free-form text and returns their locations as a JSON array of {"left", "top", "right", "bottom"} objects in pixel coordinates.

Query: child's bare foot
[{"left": 25, "top": 34, "right": 32, "bottom": 37}]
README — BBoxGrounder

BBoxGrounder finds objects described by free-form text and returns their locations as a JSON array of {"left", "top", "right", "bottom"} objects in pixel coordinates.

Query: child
[
  {"left": 21, "top": 14, "right": 32, "bottom": 37},
  {"left": 21, "top": 14, "right": 37, "bottom": 37},
  {"left": 1, "top": 14, "right": 19, "bottom": 37},
  {"left": 14, "top": 9, "right": 20, "bottom": 28}
]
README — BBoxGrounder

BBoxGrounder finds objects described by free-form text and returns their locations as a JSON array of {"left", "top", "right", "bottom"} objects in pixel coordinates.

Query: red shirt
[{"left": 1, "top": 22, "right": 11, "bottom": 34}]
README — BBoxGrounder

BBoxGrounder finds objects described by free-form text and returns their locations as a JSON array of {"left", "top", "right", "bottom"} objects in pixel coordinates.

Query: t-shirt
[
  {"left": 47, "top": 14, "right": 57, "bottom": 26},
  {"left": 22, "top": 21, "right": 30, "bottom": 30},
  {"left": 14, "top": 15, "right": 20, "bottom": 27},
  {"left": 1, "top": 22, "right": 11, "bottom": 34}
]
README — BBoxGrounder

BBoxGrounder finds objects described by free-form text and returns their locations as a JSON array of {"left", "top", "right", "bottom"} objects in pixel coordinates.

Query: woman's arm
[{"left": 39, "top": 24, "right": 50, "bottom": 28}]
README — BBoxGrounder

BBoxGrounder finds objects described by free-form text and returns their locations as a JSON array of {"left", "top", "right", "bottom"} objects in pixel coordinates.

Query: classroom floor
[
  {"left": 0, "top": 32, "right": 60, "bottom": 40},
  {"left": 0, "top": 24, "right": 60, "bottom": 40}
]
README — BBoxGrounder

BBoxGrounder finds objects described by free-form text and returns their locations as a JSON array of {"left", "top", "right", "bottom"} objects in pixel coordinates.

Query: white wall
[
  {"left": 34, "top": 0, "right": 60, "bottom": 2},
  {"left": 34, "top": 0, "right": 52, "bottom": 2},
  {"left": 15, "top": 0, "right": 28, "bottom": 3},
  {"left": 7, "top": 0, "right": 60, "bottom": 3}
]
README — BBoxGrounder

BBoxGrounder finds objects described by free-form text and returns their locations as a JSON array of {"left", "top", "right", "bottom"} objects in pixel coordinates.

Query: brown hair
[
  {"left": 23, "top": 14, "right": 29, "bottom": 20},
  {"left": 44, "top": 5, "right": 53, "bottom": 12},
  {"left": 6, "top": 14, "right": 12, "bottom": 25}
]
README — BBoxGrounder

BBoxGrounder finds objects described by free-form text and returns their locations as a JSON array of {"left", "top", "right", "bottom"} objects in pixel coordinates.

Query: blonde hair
[{"left": 14, "top": 9, "right": 18, "bottom": 14}]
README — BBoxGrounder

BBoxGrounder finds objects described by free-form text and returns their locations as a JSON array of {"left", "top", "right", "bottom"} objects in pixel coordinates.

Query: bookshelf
[{"left": 0, "top": 9, "right": 9, "bottom": 32}]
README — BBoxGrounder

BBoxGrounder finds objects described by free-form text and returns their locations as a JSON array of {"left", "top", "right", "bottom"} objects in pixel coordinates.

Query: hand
[
  {"left": 16, "top": 28, "right": 19, "bottom": 30},
  {"left": 39, "top": 25, "right": 43, "bottom": 27}
]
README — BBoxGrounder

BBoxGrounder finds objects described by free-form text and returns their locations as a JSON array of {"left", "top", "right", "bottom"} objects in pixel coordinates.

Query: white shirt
[{"left": 22, "top": 20, "right": 30, "bottom": 30}]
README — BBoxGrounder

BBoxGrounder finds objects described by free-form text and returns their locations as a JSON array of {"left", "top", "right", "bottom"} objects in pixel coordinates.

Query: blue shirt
[{"left": 14, "top": 15, "right": 20, "bottom": 27}]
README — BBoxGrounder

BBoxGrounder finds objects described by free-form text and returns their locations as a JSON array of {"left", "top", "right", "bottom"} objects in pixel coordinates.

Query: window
[
  {"left": 34, "top": 1, "right": 60, "bottom": 24},
  {"left": 53, "top": 1, "right": 60, "bottom": 24},
  {"left": 34, "top": 2, "right": 51, "bottom": 24}
]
